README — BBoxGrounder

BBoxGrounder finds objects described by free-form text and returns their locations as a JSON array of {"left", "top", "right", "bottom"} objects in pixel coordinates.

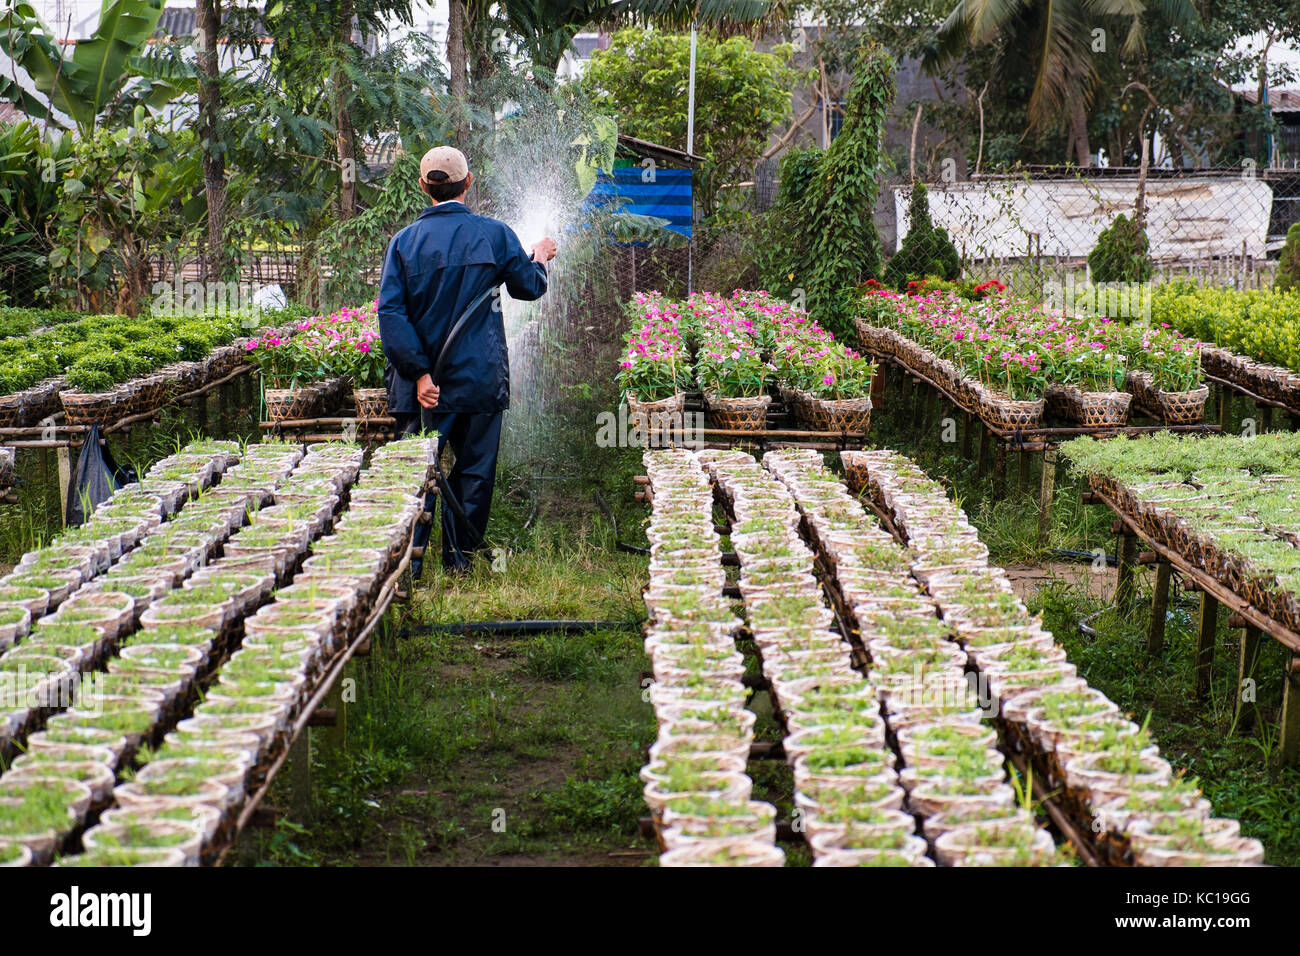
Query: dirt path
[{"left": 1003, "top": 560, "right": 1116, "bottom": 603}]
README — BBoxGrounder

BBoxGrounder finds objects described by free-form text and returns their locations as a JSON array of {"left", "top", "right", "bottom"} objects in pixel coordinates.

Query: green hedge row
[
  {"left": 1152, "top": 281, "right": 1300, "bottom": 373},
  {"left": 0, "top": 305, "right": 95, "bottom": 341},
  {"left": 0, "top": 306, "right": 310, "bottom": 396}
]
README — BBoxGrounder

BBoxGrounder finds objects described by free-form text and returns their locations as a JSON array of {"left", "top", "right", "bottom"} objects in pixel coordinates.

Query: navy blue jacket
[{"left": 378, "top": 201, "right": 548, "bottom": 413}]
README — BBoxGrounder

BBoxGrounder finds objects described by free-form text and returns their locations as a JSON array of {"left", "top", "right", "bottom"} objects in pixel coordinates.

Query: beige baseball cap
[{"left": 420, "top": 146, "right": 469, "bottom": 183}]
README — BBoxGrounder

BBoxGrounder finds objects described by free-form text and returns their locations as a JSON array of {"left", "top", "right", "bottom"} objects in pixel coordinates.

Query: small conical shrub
[
  {"left": 883, "top": 182, "right": 961, "bottom": 290},
  {"left": 1275, "top": 223, "right": 1300, "bottom": 292},
  {"left": 1088, "top": 213, "right": 1154, "bottom": 283}
]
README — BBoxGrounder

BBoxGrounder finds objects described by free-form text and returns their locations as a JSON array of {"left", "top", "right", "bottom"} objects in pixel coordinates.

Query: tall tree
[
  {"left": 927, "top": 0, "right": 1198, "bottom": 166},
  {"left": 196, "top": 0, "right": 229, "bottom": 277}
]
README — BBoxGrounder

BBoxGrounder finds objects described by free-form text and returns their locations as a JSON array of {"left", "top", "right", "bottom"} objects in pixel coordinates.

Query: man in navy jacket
[{"left": 379, "top": 146, "right": 557, "bottom": 576}]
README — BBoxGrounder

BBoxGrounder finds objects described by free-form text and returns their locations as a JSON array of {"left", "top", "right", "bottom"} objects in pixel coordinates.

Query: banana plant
[{"left": 0, "top": 0, "right": 185, "bottom": 137}]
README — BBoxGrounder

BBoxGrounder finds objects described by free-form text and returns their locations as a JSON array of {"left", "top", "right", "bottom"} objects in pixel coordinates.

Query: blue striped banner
[{"left": 584, "top": 167, "right": 693, "bottom": 240}]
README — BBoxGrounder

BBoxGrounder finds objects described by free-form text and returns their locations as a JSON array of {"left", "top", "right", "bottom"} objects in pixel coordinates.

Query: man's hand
[
  {"left": 531, "top": 237, "right": 557, "bottom": 263},
  {"left": 416, "top": 374, "right": 440, "bottom": 409}
]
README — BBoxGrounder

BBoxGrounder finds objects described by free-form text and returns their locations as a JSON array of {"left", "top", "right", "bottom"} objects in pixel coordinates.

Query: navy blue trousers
[{"left": 395, "top": 408, "right": 503, "bottom": 573}]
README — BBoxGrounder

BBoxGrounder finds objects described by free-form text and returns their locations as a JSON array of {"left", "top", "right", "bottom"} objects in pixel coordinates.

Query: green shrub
[
  {"left": 883, "top": 182, "right": 962, "bottom": 290},
  {"left": 1152, "top": 281, "right": 1300, "bottom": 372},
  {"left": 1088, "top": 214, "right": 1154, "bottom": 283},
  {"left": 64, "top": 367, "right": 118, "bottom": 394},
  {"left": 767, "top": 45, "right": 895, "bottom": 339},
  {"left": 1276, "top": 223, "right": 1300, "bottom": 293}
]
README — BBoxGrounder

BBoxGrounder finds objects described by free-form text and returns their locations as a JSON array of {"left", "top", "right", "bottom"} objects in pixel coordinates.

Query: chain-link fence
[{"left": 872, "top": 165, "right": 1300, "bottom": 290}]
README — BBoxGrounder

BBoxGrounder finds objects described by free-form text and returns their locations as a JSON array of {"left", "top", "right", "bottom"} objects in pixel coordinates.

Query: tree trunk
[
  {"left": 335, "top": 0, "right": 357, "bottom": 220},
  {"left": 196, "top": 0, "right": 228, "bottom": 280},
  {"left": 1070, "top": 99, "right": 1091, "bottom": 167},
  {"left": 1135, "top": 107, "right": 1152, "bottom": 228},
  {"left": 447, "top": 0, "right": 468, "bottom": 140}
]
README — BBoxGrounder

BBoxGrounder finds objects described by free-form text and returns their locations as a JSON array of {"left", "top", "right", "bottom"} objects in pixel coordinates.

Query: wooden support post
[
  {"left": 1147, "top": 560, "right": 1171, "bottom": 655},
  {"left": 1235, "top": 625, "right": 1263, "bottom": 733},
  {"left": 976, "top": 426, "right": 990, "bottom": 478},
  {"left": 1017, "top": 450, "right": 1031, "bottom": 496},
  {"left": 1194, "top": 592, "right": 1219, "bottom": 699},
  {"left": 960, "top": 413, "right": 973, "bottom": 459},
  {"left": 870, "top": 369, "right": 884, "bottom": 412},
  {"left": 1260, "top": 404, "right": 1274, "bottom": 435},
  {"left": 1037, "top": 449, "right": 1057, "bottom": 546},
  {"left": 289, "top": 728, "right": 312, "bottom": 821},
  {"left": 195, "top": 388, "right": 208, "bottom": 432},
  {"left": 39, "top": 447, "right": 51, "bottom": 527},
  {"left": 56, "top": 446, "right": 71, "bottom": 528},
  {"left": 320, "top": 667, "right": 348, "bottom": 753},
  {"left": 900, "top": 371, "right": 912, "bottom": 409},
  {"left": 1115, "top": 533, "right": 1138, "bottom": 616},
  {"left": 1280, "top": 654, "right": 1300, "bottom": 765},
  {"left": 993, "top": 445, "right": 1006, "bottom": 496}
]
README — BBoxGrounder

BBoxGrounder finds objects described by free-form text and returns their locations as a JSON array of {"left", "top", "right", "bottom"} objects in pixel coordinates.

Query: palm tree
[
  {"left": 453, "top": 0, "right": 787, "bottom": 87},
  {"left": 925, "top": 0, "right": 1198, "bottom": 167}
]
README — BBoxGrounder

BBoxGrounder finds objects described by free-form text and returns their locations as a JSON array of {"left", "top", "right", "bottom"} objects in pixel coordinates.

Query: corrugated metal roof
[{"left": 157, "top": 6, "right": 195, "bottom": 35}]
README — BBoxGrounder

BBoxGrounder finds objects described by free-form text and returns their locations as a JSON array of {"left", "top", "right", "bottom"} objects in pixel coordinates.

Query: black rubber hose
[
  {"left": 1053, "top": 548, "right": 1117, "bottom": 566},
  {"left": 401, "top": 619, "right": 641, "bottom": 637}
]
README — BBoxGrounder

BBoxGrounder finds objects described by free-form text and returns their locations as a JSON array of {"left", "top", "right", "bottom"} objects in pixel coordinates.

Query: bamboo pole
[
  {"left": 1280, "top": 654, "right": 1300, "bottom": 765},
  {"left": 1116, "top": 533, "right": 1139, "bottom": 616},
  {"left": 1235, "top": 625, "right": 1263, "bottom": 733},
  {"left": 1037, "top": 449, "right": 1057, "bottom": 546},
  {"left": 1194, "top": 592, "right": 1219, "bottom": 699},
  {"left": 1147, "top": 560, "right": 1171, "bottom": 655}
]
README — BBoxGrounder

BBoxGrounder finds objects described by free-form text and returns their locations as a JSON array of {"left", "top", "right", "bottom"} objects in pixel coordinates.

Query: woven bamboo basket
[
  {"left": 0, "top": 446, "right": 13, "bottom": 489},
  {"left": 839, "top": 451, "right": 870, "bottom": 493},
  {"left": 803, "top": 394, "right": 872, "bottom": 433},
  {"left": 705, "top": 392, "right": 770, "bottom": 431},
  {"left": 24, "top": 379, "right": 65, "bottom": 427},
  {"left": 59, "top": 388, "right": 123, "bottom": 426},
  {"left": 1155, "top": 385, "right": 1208, "bottom": 425},
  {"left": 1044, "top": 384, "right": 1071, "bottom": 420},
  {"left": 1076, "top": 390, "right": 1132, "bottom": 427},
  {"left": 353, "top": 387, "right": 388, "bottom": 420},
  {"left": 627, "top": 392, "right": 686, "bottom": 434},
  {"left": 854, "top": 319, "right": 877, "bottom": 354},
  {"left": 1199, "top": 347, "right": 1234, "bottom": 379},
  {"left": 264, "top": 387, "right": 320, "bottom": 422},
  {"left": 981, "top": 394, "right": 1044, "bottom": 431},
  {"left": 0, "top": 391, "right": 26, "bottom": 428}
]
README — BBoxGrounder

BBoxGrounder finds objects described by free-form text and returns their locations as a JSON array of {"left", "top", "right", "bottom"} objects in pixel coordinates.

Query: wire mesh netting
[{"left": 874, "top": 166, "right": 1300, "bottom": 291}]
